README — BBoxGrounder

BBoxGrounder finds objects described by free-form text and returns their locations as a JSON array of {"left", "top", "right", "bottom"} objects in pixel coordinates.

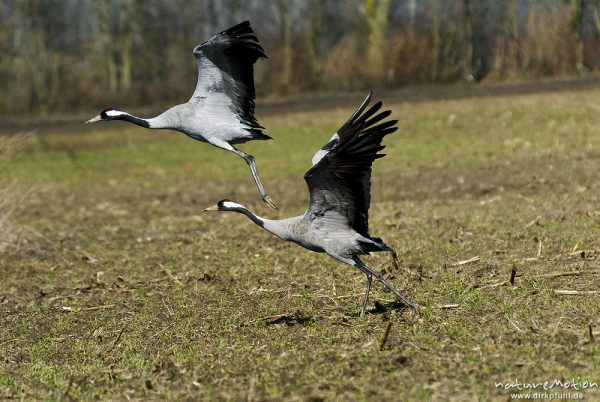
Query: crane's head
[
  {"left": 203, "top": 199, "right": 245, "bottom": 212},
  {"left": 84, "top": 108, "right": 125, "bottom": 124}
]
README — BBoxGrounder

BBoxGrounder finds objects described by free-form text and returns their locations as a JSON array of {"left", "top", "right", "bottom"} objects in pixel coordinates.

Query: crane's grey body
[
  {"left": 144, "top": 101, "right": 254, "bottom": 145},
  {"left": 86, "top": 21, "right": 276, "bottom": 210},
  {"left": 206, "top": 93, "right": 416, "bottom": 316},
  {"left": 258, "top": 215, "right": 367, "bottom": 257}
]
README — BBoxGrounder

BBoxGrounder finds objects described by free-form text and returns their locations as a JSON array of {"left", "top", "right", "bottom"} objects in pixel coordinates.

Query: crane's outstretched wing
[
  {"left": 311, "top": 92, "right": 375, "bottom": 166},
  {"left": 190, "top": 21, "right": 266, "bottom": 130},
  {"left": 304, "top": 94, "right": 397, "bottom": 237}
]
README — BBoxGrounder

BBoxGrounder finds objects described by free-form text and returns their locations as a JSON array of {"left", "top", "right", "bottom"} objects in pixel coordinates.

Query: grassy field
[{"left": 1, "top": 88, "right": 600, "bottom": 401}]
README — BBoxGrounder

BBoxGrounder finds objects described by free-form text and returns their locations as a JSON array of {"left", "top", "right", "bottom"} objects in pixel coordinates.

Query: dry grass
[
  {"left": 1, "top": 89, "right": 599, "bottom": 400},
  {"left": 0, "top": 133, "right": 29, "bottom": 255}
]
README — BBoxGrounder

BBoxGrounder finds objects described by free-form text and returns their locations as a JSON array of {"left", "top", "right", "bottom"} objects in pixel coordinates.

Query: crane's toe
[
  {"left": 263, "top": 194, "right": 278, "bottom": 211},
  {"left": 401, "top": 298, "right": 419, "bottom": 315}
]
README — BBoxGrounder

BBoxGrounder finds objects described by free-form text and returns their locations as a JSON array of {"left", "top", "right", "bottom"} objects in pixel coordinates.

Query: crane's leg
[
  {"left": 360, "top": 273, "right": 372, "bottom": 317},
  {"left": 208, "top": 139, "right": 277, "bottom": 211},
  {"left": 353, "top": 256, "right": 417, "bottom": 313},
  {"left": 235, "top": 149, "right": 278, "bottom": 211}
]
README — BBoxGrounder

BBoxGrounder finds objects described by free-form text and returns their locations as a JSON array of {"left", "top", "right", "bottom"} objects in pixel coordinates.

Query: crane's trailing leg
[
  {"left": 360, "top": 273, "right": 372, "bottom": 317},
  {"left": 208, "top": 138, "right": 278, "bottom": 211},
  {"left": 231, "top": 147, "right": 277, "bottom": 211},
  {"left": 353, "top": 257, "right": 417, "bottom": 313}
]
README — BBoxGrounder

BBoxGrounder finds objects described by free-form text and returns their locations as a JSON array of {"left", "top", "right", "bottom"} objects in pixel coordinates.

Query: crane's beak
[
  {"left": 84, "top": 115, "right": 102, "bottom": 124},
  {"left": 203, "top": 204, "right": 219, "bottom": 212}
]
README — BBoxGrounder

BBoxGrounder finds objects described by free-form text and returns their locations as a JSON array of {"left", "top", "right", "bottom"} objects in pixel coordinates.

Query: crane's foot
[
  {"left": 360, "top": 299, "right": 419, "bottom": 317},
  {"left": 396, "top": 294, "right": 419, "bottom": 315},
  {"left": 263, "top": 194, "right": 278, "bottom": 211}
]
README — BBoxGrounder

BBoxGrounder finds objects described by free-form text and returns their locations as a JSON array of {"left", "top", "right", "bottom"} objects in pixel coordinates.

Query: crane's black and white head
[
  {"left": 203, "top": 199, "right": 245, "bottom": 212},
  {"left": 84, "top": 108, "right": 127, "bottom": 124},
  {"left": 84, "top": 108, "right": 150, "bottom": 127},
  {"left": 203, "top": 199, "right": 265, "bottom": 227}
]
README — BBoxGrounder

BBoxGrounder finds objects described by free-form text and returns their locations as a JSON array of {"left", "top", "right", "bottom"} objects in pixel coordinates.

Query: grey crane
[
  {"left": 85, "top": 21, "right": 277, "bottom": 210},
  {"left": 204, "top": 93, "right": 417, "bottom": 317}
]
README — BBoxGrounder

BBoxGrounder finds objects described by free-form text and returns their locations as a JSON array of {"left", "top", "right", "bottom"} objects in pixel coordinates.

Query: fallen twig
[
  {"left": 160, "top": 264, "right": 184, "bottom": 286},
  {"left": 554, "top": 290, "right": 600, "bottom": 295},
  {"left": 452, "top": 256, "right": 480, "bottom": 266},
  {"left": 0, "top": 338, "right": 21, "bottom": 346},
  {"left": 106, "top": 326, "right": 127, "bottom": 353},
  {"left": 478, "top": 280, "right": 509, "bottom": 290},
  {"left": 571, "top": 241, "right": 580, "bottom": 253},
  {"left": 149, "top": 323, "right": 175, "bottom": 339},
  {"left": 290, "top": 293, "right": 363, "bottom": 299},
  {"left": 439, "top": 304, "right": 459, "bottom": 309},
  {"left": 161, "top": 297, "right": 174, "bottom": 316},
  {"left": 524, "top": 270, "right": 593, "bottom": 279},
  {"left": 507, "top": 317, "right": 525, "bottom": 333},
  {"left": 478, "top": 270, "right": 595, "bottom": 290},
  {"left": 379, "top": 321, "right": 393, "bottom": 351},
  {"left": 61, "top": 304, "right": 115, "bottom": 312},
  {"left": 255, "top": 313, "right": 290, "bottom": 322},
  {"left": 525, "top": 216, "right": 541, "bottom": 228},
  {"left": 567, "top": 249, "right": 599, "bottom": 256}
]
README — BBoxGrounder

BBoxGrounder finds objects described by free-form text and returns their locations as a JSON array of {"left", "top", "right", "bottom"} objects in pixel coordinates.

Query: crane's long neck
[
  {"left": 108, "top": 111, "right": 149, "bottom": 128},
  {"left": 234, "top": 207, "right": 267, "bottom": 229},
  {"left": 233, "top": 207, "right": 286, "bottom": 240},
  {"left": 111, "top": 111, "right": 171, "bottom": 129}
]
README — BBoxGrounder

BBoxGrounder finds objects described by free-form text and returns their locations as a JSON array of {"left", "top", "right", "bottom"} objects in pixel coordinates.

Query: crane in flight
[{"left": 85, "top": 21, "right": 277, "bottom": 210}]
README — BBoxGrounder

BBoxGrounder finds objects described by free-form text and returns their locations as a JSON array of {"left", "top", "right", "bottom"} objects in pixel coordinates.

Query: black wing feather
[
  {"left": 191, "top": 21, "right": 266, "bottom": 129},
  {"left": 304, "top": 95, "right": 398, "bottom": 237}
]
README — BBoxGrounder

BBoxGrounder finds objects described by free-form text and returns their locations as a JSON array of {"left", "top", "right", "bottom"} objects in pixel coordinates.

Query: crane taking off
[
  {"left": 85, "top": 21, "right": 277, "bottom": 210},
  {"left": 204, "top": 93, "right": 416, "bottom": 317}
]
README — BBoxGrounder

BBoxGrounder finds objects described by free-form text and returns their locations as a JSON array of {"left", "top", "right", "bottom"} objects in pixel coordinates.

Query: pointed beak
[
  {"left": 203, "top": 204, "right": 219, "bottom": 212},
  {"left": 84, "top": 115, "right": 102, "bottom": 124}
]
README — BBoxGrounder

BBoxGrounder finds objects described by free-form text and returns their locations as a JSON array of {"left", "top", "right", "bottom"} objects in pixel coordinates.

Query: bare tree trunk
[
  {"left": 228, "top": 0, "right": 242, "bottom": 23},
  {"left": 571, "top": 0, "right": 586, "bottom": 69},
  {"left": 94, "top": 1, "right": 118, "bottom": 93},
  {"left": 577, "top": 0, "right": 600, "bottom": 70},
  {"left": 364, "top": 0, "right": 392, "bottom": 83},
  {"left": 588, "top": 0, "right": 600, "bottom": 69},
  {"left": 464, "top": 0, "right": 493, "bottom": 82},
  {"left": 119, "top": 0, "right": 137, "bottom": 92},
  {"left": 497, "top": 0, "right": 518, "bottom": 77},
  {"left": 277, "top": 0, "right": 292, "bottom": 93},
  {"left": 305, "top": 0, "right": 325, "bottom": 88},
  {"left": 463, "top": 0, "right": 474, "bottom": 81},
  {"left": 429, "top": 0, "right": 441, "bottom": 81},
  {"left": 407, "top": 0, "right": 417, "bottom": 33}
]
